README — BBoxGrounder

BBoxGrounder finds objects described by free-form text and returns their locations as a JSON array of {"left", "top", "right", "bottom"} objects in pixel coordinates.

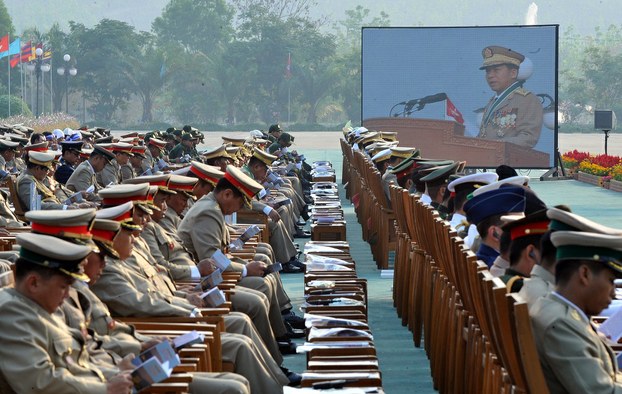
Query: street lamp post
[
  {"left": 26, "top": 47, "right": 50, "bottom": 118},
  {"left": 57, "top": 54, "right": 77, "bottom": 114}
]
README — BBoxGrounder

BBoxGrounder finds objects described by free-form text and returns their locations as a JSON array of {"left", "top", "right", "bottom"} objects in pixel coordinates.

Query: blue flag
[{"left": 0, "top": 38, "right": 20, "bottom": 60}]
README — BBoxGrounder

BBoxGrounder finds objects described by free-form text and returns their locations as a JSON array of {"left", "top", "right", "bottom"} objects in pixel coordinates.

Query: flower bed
[{"left": 562, "top": 150, "right": 622, "bottom": 192}]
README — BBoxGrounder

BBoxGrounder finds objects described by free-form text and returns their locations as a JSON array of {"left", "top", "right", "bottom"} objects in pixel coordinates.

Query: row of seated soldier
[{"left": 0, "top": 123, "right": 322, "bottom": 393}]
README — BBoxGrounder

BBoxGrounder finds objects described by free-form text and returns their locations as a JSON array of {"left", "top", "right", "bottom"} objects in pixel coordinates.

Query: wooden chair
[
  {"left": 7, "top": 176, "right": 26, "bottom": 222},
  {"left": 507, "top": 293, "right": 550, "bottom": 394}
]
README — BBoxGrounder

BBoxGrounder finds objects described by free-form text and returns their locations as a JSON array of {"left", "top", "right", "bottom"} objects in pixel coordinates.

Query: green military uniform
[
  {"left": 478, "top": 84, "right": 543, "bottom": 148},
  {"left": 531, "top": 292, "right": 622, "bottom": 393},
  {"left": 169, "top": 142, "right": 194, "bottom": 161},
  {"left": 517, "top": 264, "right": 554, "bottom": 307}
]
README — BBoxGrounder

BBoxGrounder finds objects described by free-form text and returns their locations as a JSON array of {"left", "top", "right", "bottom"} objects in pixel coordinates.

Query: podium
[{"left": 363, "top": 117, "right": 550, "bottom": 168}]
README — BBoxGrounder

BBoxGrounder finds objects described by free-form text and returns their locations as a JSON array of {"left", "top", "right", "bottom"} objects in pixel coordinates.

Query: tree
[
  {"left": 70, "top": 19, "right": 141, "bottom": 122},
  {"left": 332, "top": 6, "right": 391, "bottom": 122},
  {"left": 125, "top": 33, "right": 171, "bottom": 123},
  {"left": 559, "top": 25, "right": 622, "bottom": 129},
  {"left": 153, "top": 0, "right": 234, "bottom": 55}
]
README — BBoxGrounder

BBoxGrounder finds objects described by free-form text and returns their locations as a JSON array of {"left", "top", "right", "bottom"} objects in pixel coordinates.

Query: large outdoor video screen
[{"left": 362, "top": 25, "right": 558, "bottom": 168}]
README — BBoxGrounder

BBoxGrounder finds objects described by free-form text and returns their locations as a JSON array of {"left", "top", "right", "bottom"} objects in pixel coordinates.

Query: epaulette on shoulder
[{"left": 515, "top": 87, "right": 530, "bottom": 96}]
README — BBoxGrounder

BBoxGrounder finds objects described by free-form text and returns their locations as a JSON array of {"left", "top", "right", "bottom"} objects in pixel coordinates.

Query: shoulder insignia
[
  {"left": 514, "top": 87, "right": 530, "bottom": 96},
  {"left": 570, "top": 309, "right": 582, "bottom": 322}
]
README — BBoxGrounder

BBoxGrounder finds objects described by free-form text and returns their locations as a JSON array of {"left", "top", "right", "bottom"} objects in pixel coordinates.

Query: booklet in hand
[
  {"left": 130, "top": 340, "right": 180, "bottom": 393},
  {"left": 264, "top": 262, "right": 283, "bottom": 276},
  {"left": 200, "top": 287, "right": 227, "bottom": 307},
  {"left": 173, "top": 330, "right": 205, "bottom": 351},
  {"left": 211, "top": 250, "right": 231, "bottom": 271},
  {"left": 63, "top": 191, "right": 84, "bottom": 205},
  {"left": 196, "top": 268, "right": 224, "bottom": 292}
]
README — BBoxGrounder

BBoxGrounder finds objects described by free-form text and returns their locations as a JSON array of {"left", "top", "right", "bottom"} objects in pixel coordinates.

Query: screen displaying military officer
[{"left": 477, "top": 45, "right": 543, "bottom": 148}]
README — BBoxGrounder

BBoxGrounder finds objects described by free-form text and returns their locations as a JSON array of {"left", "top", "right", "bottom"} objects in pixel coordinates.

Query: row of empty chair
[{"left": 341, "top": 141, "right": 549, "bottom": 394}]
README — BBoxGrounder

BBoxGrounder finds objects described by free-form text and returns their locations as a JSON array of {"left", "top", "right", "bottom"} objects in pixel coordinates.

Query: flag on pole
[
  {"left": 0, "top": 37, "right": 20, "bottom": 60},
  {"left": 284, "top": 53, "right": 292, "bottom": 80},
  {"left": 0, "top": 35, "right": 8, "bottom": 55},
  {"left": 445, "top": 96, "right": 465, "bottom": 125},
  {"left": 10, "top": 41, "right": 33, "bottom": 68}
]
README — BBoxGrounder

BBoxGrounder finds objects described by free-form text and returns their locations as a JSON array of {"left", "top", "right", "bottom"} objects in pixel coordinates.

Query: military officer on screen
[{"left": 477, "top": 46, "right": 543, "bottom": 148}]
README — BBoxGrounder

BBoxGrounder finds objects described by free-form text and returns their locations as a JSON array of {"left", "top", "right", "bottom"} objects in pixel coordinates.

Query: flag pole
[
  {"left": 50, "top": 58, "right": 53, "bottom": 113},
  {"left": 287, "top": 52, "right": 291, "bottom": 124},
  {"left": 7, "top": 33, "right": 10, "bottom": 117},
  {"left": 20, "top": 52, "right": 23, "bottom": 114}
]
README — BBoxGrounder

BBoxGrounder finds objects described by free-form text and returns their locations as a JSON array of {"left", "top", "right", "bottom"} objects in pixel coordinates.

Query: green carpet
[{"left": 280, "top": 148, "right": 437, "bottom": 394}]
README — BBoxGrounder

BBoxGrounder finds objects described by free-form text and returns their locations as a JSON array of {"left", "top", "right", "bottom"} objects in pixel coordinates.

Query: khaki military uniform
[
  {"left": 381, "top": 169, "right": 397, "bottom": 206},
  {"left": 89, "top": 256, "right": 287, "bottom": 392},
  {"left": 119, "top": 163, "right": 134, "bottom": 182},
  {"left": 16, "top": 169, "right": 64, "bottom": 211},
  {"left": 160, "top": 207, "right": 182, "bottom": 235},
  {"left": 140, "top": 220, "right": 197, "bottom": 281},
  {"left": 0, "top": 288, "right": 107, "bottom": 393},
  {"left": 178, "top": 192, "right": 291, "bottom": 331},
  {"left": 0, "top": 190, "right": 24, "bottom": 227},
  {"left": 137, "top": 223, "right": 284, "bottom": 357},
  {"left": 66, "top": 160, "right": 99, "bottom": 195},
  {"left": 518, "top": 264, "right": 554, "bottom": 308},
  {"left": 478, "top": 86, "right": 543, "bottom": 148},
  {"left": 530, "top": 292, "right": 622, "bottom": 393},
  {"left": 96, "top": 159, "right": 120, "bottom": 187},
  {"left": 65, "top": 283, "right": 252, "bottom": 394}
]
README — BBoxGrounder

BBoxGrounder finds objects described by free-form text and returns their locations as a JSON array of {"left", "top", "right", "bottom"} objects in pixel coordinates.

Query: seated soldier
[
  {"left": 0, "top": 139, "right": 19, "bottom": 177},
  {"left": 498, "top": 209, "right": 550, "bottom": 293},
  {"left": 90, "top": 205, "right": 298, "bottom": 390},
  {"left": 17, "top": 151, "right": 91, "bottom": 212},
  {"left": 0, "top": 233, "right": 134, "bottom": 393},
  {"left": 464, "top": 186, "right": 527, "bottom": 267},
  {"left": 530, "top": 230, "right": 622, "bottom": 393},
  {"left": 66, "top": 144, "right": 116, "bottom": 198},
  {"left": 96, "top": 142, "right": 135, "bottom": 186},
  {"left": 62, "top": 218, "right": 252, "bottom": 394},
  {"left": 54, "top": 140, "right": 83, "bottom": 185}
]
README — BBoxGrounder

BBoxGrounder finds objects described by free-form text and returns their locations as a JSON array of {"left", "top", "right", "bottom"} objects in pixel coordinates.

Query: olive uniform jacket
[
  {"left": 90, "top": 256, "right": 195, "bottom": 318},
  {"left": 140, "top": 220, "right": 197, "bottom": 281},
  {"left": 16, "top": 169, "right": 64, "bottom": 211},
  {"left": 0, "top": 288, "right": 107, "bottom": 393},
  {"left": 66, "top": 160, "right": 98, "bottom": 194},
  {"left": 478, "top": 87, "right": 543, "bottom": 149},
  {"left": 178, "top": 192, "right": 245, "bottom": 273},
  {"left": 119, "top": 163, "right": 134, "bottom": 183},
  {"left": 530, "top": 292, "right": 622, "bottom": 393},
  {"left": 96, "top": 160, "right": 120, "bottom": 187}
]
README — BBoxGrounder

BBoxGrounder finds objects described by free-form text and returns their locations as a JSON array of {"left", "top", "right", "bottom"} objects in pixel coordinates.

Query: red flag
[
  {"left": 0, "top": 35, "right": 8, "bottom": 54},
  {"left": 446, "top": 96, "right": 464, "bottom": 124},
  {"left": 284, "top": 53, "right": 292, "bottom": 80}
]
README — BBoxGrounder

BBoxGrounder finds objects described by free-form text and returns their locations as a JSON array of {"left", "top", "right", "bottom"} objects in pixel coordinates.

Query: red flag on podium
[{"left": 446, "top": 96, "right": 464, "bottom": 124}]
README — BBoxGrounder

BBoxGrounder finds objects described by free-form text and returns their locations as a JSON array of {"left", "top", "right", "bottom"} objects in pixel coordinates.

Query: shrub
[{"left": 0, "top": 95, "right": 32, "bottom": 118}]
